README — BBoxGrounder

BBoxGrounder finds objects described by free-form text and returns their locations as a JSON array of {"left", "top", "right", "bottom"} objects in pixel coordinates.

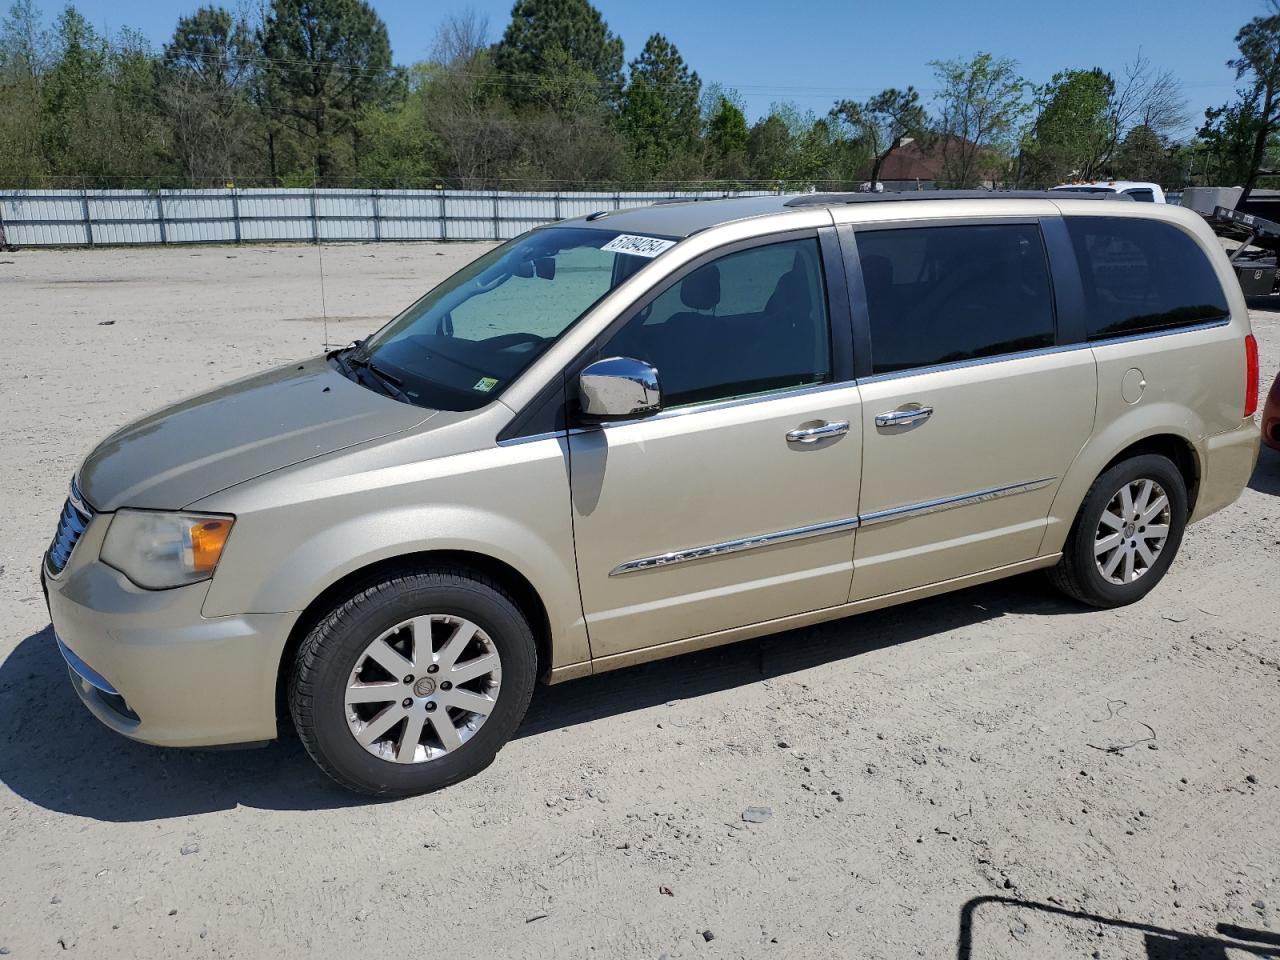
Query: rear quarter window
[{"left": 1065, "top": 217, "right": 1229, "bottom": 340}]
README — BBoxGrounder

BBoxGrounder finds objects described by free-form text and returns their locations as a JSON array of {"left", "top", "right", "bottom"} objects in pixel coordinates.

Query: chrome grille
[{"left": 46, "top": 480, "right": 92, "bottom": 577}]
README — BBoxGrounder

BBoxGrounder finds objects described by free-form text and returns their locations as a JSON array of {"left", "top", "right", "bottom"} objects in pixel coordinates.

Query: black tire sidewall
[
  {"left": 1068, "top": 454, "right": 1188, "bottom": 606},
  {"left": 297, "top": 573, "right": 536, "bottom": 796}
]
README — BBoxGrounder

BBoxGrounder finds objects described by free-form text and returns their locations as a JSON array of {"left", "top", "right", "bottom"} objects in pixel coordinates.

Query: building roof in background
[{"left": 875, "top": 136, "right": 1002, "bottom": 183}]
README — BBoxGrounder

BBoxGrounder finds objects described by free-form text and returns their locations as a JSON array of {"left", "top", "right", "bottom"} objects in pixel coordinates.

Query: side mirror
[{"left": 578, "top": 357, "right": 662, "bottom": 422}]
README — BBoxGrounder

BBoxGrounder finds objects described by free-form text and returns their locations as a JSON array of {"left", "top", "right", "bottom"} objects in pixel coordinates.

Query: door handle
[
  {"left": 786, "top": 420, "right": 850, "bottom": 444},
  {"left": 875, "top": 406, "right": 933, "bottom": 428}
]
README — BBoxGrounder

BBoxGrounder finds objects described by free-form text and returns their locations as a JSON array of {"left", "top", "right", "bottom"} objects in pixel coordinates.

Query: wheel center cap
[
  {"left": 1123, "top": 521, "right": 1136, "bottom": 538},
  {"left": 413, "top": 677, "right": 437, "bottom": 698}
]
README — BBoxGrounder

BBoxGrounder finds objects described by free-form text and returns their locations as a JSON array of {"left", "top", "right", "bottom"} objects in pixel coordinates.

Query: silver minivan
[{"left": 43, "top": 192, "right": 1262, "bottom": 795}]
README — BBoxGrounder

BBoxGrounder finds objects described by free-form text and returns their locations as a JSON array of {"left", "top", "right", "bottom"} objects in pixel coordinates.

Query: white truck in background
[{"left": 1051, "top": 180, "right": 1167, "bottom": 203}]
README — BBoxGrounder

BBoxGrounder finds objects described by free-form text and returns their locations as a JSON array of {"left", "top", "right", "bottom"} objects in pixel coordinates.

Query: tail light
[{"left": 1245, "top": 334, "right": 1259, "bottom": 417}]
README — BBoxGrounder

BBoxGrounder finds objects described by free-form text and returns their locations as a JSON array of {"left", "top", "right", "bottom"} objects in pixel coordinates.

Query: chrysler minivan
[{"left": 43, "top": 192, "right": 1261, "bottom": 795}]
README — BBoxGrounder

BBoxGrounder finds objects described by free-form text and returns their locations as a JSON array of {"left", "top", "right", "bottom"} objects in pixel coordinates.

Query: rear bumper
[
  {"left": 1191, "top": 420, "right": 1261, "bottom": 522},
  {"left": 44, "top": 536, "right": 295, "bottom": 748}
]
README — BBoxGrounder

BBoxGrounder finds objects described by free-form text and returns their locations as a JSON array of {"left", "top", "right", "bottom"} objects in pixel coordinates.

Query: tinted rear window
[
  {"left": 1065, "top": 217, "right": 1229, "bottom": 340},
  {"left": 857, "top": 223, "right": 1056, "bottom": 374}
]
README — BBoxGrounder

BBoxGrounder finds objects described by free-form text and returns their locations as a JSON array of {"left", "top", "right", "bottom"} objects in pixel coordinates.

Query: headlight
[{"left": 100, "top": 510, "right": 235, "bottom": 589}]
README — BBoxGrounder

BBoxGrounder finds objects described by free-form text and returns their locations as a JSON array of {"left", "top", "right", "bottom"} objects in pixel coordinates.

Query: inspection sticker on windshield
[
  {"left": 472, "top": 377, "right": 499, "bottom": 393},
  {"left": 601, "top": 234, "right": 677, "bottom": 258}
]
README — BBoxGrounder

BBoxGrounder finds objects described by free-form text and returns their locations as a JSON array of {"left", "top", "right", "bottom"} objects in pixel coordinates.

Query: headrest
[
  {"left": 680, "top": 264, "right": 721, "bottom": 311},
  {"left": 766, "top": 266, "right": 811, "bottom": 317}
]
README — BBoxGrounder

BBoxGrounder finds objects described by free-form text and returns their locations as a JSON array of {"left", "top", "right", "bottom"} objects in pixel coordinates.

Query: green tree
[
  {"left": 107, "top": 27, "right": 168, "bottom": 180},
  {"left": 703, "top": 90, "right": 748, "bottom": 181},
  {"left": 620, "top": 33, "right": 700, "bottom": 179},
  {"left": 492, "top": 0, "right": 624, "bottom": 112},
  {"left": 40, "top": 5, "right": 108, "bottom": 177},
  {"left": 1196, "top": 98, "right": 1266, "bottom": 186},
  {"left": 353, "top": 61, "right": 437, "bottom": 184},
  {"left": 1111, "top": 123, "right": 1184, "bottom": 183},
  {"left": 930, "top": 52, "right": 1028, "bottom": 187},
  {"left": 0, "top": 0, "right": 47, "bottom": 183},
  {"left": 830, "top": 87, "right": 926, "bottom": 187},
  {"left": 259, "top": 0, "right": 398, "bottom": 180},
  {"left": 1227, "top": 5, "right": 1280, "bottom": 199},
  {"left": 162, "top": 6, "right": 258, "bottom": 183},
  {"left": 747, "top": 112, "right": 792, "bottom": 182},
  {"left": 1020, "top": 68, "right": 1113, "bottom": 184}
]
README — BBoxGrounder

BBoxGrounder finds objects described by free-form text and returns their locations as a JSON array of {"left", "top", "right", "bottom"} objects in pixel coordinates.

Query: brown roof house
[{"left": 870, "top": 135, "right": 1008, "bottom": 192}]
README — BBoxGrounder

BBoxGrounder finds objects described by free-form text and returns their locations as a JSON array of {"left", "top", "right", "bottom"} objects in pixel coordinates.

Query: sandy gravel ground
[{"left": 1, "top": 242, "right": 1278, "bottom": 960}]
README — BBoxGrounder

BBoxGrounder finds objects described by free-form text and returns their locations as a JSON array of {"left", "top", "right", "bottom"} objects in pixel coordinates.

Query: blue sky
[{"left": 37, "top": 0, "right": 1265, "bottom": 136}]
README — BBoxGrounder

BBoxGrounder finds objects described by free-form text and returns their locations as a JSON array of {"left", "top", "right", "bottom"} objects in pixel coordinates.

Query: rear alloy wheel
[
  {"left": 1092, "top": 478, "right": 1172, "bottom": 586},
  {"left": 1049, "top": 453, "right": 1188, "bottom": 608},
  {"left": 290, "top": 567, "right": 536, "bottom": 797}
]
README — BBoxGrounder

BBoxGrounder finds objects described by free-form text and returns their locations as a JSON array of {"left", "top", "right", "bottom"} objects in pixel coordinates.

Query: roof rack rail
[
  {"left": 783, "top": 189, "right": 1129, "bottom": 207},
  {"left": 652, "top": 196, "right": 734, "bottom": 205}
]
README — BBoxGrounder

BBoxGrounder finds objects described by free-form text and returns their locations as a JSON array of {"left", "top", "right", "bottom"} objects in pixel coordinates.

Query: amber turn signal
[{"left": 189, "top": 518, "right": 233, "bottom": 573}]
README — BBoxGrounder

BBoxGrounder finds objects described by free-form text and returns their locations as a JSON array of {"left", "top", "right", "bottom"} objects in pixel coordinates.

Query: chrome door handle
[
  {"left": 786, "top": 420, "right": 850, "bottom": 443},
  {"left": 875, "top": 406, "right": 933, "bottom": 428}
]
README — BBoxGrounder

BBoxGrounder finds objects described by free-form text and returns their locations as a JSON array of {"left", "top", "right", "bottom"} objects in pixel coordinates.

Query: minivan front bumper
[{"left": 44, "top": 528, "right": 294, "bottom": 748}]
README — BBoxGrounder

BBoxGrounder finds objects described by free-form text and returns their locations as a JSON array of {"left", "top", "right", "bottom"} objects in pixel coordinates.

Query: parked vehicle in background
[
  {"left": 1263, "top": 369, "right": 1280, "bottom": 451},
  {"left": 1052, "top": 181, "right": 1167, "bottom": 203},
  {"left": 42, "top": 191, "right": 1260, "bottom": 796},
  {"left": 1209, "top": 205, "right": 1280, "bottom": 299}
]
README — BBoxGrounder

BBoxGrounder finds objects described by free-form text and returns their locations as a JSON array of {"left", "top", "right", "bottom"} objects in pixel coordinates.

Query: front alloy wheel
[
  {"left": 290, "top": 567, "right": 537, "bottom": 797},
  {"left": 345, "top": 614, "right": 502, "bottom": 764}
]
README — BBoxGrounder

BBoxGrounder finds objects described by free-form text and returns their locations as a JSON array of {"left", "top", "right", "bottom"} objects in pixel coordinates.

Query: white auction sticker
[{"left": 600, "top": 234, "right": 677, "bottom": 258}]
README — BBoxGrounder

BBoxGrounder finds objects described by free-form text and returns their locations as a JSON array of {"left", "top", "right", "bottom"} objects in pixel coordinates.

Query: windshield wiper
[{"left": 348, "top": 352, "right": 411, "bottom": 402}]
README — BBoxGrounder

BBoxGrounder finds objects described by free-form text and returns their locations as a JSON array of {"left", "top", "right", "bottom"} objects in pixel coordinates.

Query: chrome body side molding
[
  {"left": 609, "top": 477, "right": 1057, "bottom": 575},
  {"left": 858, "top": 477, "right": 1056, "bottom": 526},
  {"left": 609, "top": 516, "right": 861, "bottom": 577}
]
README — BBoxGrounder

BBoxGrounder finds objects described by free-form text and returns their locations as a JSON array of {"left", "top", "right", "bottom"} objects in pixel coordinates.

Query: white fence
[{"left": 0, "top": 187, "right": 776, "bottom": 247}]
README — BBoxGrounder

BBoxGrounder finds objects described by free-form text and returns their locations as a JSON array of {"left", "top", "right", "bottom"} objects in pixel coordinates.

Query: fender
[
  {"left": 1039, "top": 399, "right": 1203, "bottom": 556},
  {"left": 195, "top": 432, "right": 591, "bottom": 669}
]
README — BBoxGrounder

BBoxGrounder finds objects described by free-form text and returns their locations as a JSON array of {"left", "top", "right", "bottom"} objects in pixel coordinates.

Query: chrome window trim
[
  {"left": 598, "top": 378, "right": 856, "bottom": 431},
  {"left": 496, "top": 429, "right": 564, "bottom": 447},
  {"left": 858, "top": 316, "right": 1232, "bottom": 386},
  {"left": 859, "top": 477, "right": 1056, "bottom": 526},
  {"left": 610, "top": 516, "right": 861, "bottom": 577},
  {"left": 497, "top": 318, "right": 1232, "bottom": 444},
  {"left": 1085, "top": 315, "right": 1230, "bottom": 348},
  {"left": 498, "top": 378, "right": 860, "bottom": 446}
]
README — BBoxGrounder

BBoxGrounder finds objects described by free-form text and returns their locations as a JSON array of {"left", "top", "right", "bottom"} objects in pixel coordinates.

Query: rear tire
[
  {"left": 1048, "top": 453, "right": 1188, "bottom": 608},
  {"left": 289, "top": 566, "right": 537, "bottom": 797}
]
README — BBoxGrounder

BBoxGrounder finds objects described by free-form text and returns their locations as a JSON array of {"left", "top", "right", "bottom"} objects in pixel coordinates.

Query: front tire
[
  {"left": 1049, "top": 453, "right": 1188, "bottom": 608},
  {"left": 289, "top": 566, "right": 537, "bottom": 797}
]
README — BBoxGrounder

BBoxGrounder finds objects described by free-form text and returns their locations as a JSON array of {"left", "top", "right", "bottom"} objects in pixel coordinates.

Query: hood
[{"left": 79, "top": 356, "right": 434, "bottom": 511}]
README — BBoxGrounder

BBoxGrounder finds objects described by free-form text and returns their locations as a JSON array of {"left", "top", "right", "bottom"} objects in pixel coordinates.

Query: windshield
[
  {"left": 1052, "top": 186, "right": 1117, "bottom": 194},
  {"left": 343, "top": 227, "right": 672, "bottom": 410}
]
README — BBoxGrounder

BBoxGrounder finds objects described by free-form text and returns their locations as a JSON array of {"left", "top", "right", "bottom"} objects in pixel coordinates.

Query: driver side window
[{"left": 602, "top": 237, "right": 832, "bottom": 408}]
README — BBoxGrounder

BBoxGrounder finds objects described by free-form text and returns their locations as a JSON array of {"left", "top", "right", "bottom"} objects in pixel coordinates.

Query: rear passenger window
[
  {"left": 602, "top": 238, "right": 831, "bottom": 408},
  {"left": 856, "top": 223, "right": 1055, "bottom": 374},
  {"left": 1065, "top": 217, "right": 1229, "bottom": 340}
]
